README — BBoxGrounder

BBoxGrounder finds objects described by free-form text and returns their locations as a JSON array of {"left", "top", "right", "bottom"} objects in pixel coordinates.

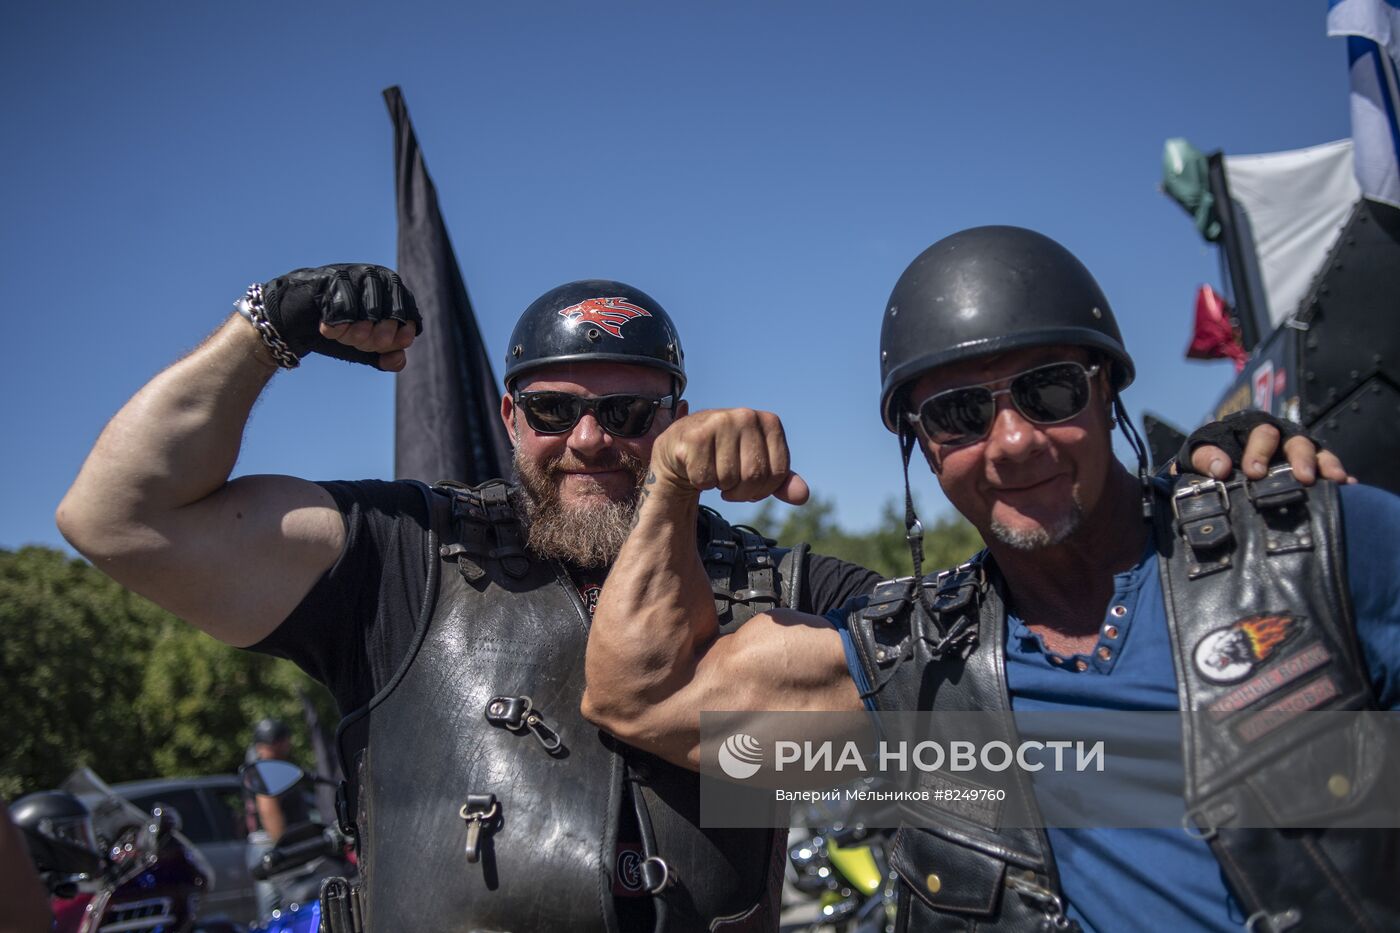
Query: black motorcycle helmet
[
  {"left": 10, "top": 790, "right": 99, "bottom": 856},
  {"left": 252, "top": 717, "right": 291, "bottom": 746},
  {"left": 503, "top": 280, "right": 686, "bottom": 396},
  {"left": 878, "top": 225, "right": 1134, "bottom": 432},
  {"left": 879, "top": 226, "right": 1151, "bottom": 581}
]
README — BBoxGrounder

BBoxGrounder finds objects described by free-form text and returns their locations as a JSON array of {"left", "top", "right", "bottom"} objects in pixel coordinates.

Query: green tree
[
  {"left": 1, "top": 547, "right": 331, "bottom": 797},
  {"left": 750, "top": 495, "right": 983, "bottom": 580}
]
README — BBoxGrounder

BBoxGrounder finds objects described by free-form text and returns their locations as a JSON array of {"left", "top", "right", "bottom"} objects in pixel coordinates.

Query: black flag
[{"left": 385, "top": 86, "right": 513, "bottom": 484}]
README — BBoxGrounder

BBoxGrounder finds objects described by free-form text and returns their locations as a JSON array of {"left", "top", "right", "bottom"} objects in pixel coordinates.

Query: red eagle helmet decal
[{"left": 557, "top": 297, "right": 652, "bottom": 338}]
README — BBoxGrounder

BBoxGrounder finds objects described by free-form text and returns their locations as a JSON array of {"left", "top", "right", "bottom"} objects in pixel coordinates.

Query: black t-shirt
[{"left": 253, "top": 479, "right": 884, "bottom": 717}]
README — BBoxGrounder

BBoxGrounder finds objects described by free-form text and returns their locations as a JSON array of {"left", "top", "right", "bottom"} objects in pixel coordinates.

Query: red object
[
  {"left": 1187, "top": 284, "right": 1247, "bottom": 371},
  {"left": 51, "top": 894, "right": 93, "bottom": 933}
]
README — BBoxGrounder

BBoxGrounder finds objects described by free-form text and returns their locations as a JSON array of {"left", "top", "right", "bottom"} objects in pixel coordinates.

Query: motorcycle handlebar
[{"left": 253, "top": 830, "right": 338, "bottom": 880}]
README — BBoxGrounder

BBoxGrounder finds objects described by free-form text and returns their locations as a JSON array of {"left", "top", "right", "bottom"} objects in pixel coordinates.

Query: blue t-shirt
[{"left": 833, "top": 483, "right": 1400, "bottom": 933}]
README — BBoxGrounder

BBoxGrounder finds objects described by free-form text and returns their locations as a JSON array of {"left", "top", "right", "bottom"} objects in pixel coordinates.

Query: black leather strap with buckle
[{"left": 1173, "top": 478, "right": 1235, "bottom": 577}]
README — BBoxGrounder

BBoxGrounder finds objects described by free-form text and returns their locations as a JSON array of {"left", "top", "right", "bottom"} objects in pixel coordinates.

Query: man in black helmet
[
  {"left": 584, "top": 227, "right": 1395, "bottom": 932},
  {"left": 55, "top": 267, "right": 889, "bottom": 932},
  {"left": 243, "top": 717, "right": 311, "bottom": 915}
]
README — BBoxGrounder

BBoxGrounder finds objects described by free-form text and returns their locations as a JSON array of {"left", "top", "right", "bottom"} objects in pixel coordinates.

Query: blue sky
[{"left": 2, "top": 2, "right": 1353, "bottom": 550}]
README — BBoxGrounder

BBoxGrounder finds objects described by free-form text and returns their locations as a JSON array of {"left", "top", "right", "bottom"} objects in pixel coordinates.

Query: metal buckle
[
  {"left": 1180, "top": 801, "right": 1234, "bottom": 842},
  {"left": 459, "top": 796, "right": 501, "bottom": 863},
  {"left": 485, "top": 696, "right": 563, "bottom": 753},
  {"left": 1171, "top": 478, "right": 1228, "bottom": 524},
  {"left": 1245, "top": 463, "right": 1307, "bottom": 509},
  {"left": 905, "top": 518, "right": 924, "bottom": 544},
  {"left": 932, "top": 559, "right": 985, "bottom": 590},
  {"left": 1245, "top": 907, "right": 1302, "bottom": 933}
]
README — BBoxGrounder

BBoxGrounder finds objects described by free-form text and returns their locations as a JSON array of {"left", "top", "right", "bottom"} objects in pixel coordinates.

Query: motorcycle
[
  {"left": 240, "top": 760, "right": 355, "bottom": 933},
  {"left": 13, "top": 766, "right": 239, "bottom": 933},
  {"left": 785, "top": 780, "right": 896, "bottom": 933}
]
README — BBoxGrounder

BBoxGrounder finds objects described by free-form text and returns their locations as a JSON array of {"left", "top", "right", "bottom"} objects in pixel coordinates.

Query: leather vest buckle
[
  {"left": 1247, "top": 465, "right": 1315, "bottom": 555},
  {"left": 459, "top": 794, "right": 501, "bottom": 864},
  {"left": 731, "top": 587, "right": 778, "bottom": 605},
  {"left": 1245, "top": 907, "right": 1302, "bottom": 933},
  {"left": 318, "top": 875, "right": 363, "bottom": 933},
  {"left": 1173, "top": 479, "right": 1235, "bottom": 577},
  {"left": 439, "top": 542, "right": 487, "bottom": 582},
  {"left": 864, "top": 578, "right": 915, "bottom": 624},
  {"left": 485, "top": 695, "right": 564, "bottom": 754},
  {"left": 1181, "top": 801, "right": 1236, "bottom": 842},
  {"left": 1246, "top": 464, "right": 1307, "bottom": 510},
  {"left": 704, "top": 540, "right": 738, "bottom": 563}
]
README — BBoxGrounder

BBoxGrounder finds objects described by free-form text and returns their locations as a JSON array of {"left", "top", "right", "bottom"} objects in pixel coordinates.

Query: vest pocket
[{"left": 889, "top": 825, "right": 1006, "bottom": 916}]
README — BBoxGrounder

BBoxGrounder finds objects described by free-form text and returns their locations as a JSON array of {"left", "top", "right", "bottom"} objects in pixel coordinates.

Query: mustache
[{"left": 542, "top": 449, "right": 646, "bottom": 479}]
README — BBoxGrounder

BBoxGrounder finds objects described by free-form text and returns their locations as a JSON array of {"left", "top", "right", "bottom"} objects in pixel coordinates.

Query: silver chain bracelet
[{"left": 233, "top": 282, "right": 302, "bottom": 369}]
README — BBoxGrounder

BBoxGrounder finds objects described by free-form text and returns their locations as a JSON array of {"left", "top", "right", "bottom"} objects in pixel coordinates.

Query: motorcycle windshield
[
  {"left": 59, "top": 766, "right": 215, "bottom": 891},
  {"left": 60, "top": 766, "right": 152, "bottom": 844}
]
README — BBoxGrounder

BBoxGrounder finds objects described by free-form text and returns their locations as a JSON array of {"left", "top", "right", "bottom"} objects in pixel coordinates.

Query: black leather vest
[
  {"left": 848, "top": 472, "right": 1399, "bottom": 933},
  {"left": 335, "top": 480, "right": 805, "bottom": 933}
]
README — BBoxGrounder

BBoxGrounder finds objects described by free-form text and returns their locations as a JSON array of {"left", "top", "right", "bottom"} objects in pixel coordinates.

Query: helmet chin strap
[
  {"left": 898, "top": 419, "right": 927, "bottom": 580},
  {"left": 1112, "top": 394, "right": 1154, "bottom": 521}
]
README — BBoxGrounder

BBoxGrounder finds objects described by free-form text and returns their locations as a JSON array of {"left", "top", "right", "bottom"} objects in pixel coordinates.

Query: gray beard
[
  {"left": 988, "top": 499, "right": 1085, "bottom": 551},
  {"left": 512, "top": 444, "right": 645, "bottom": 569}
]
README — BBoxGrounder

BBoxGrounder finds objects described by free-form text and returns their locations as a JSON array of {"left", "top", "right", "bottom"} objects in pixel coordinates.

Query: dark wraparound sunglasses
[
  {"left": 514, "top": 390, "right": 677, "bottom": 438},
  {"left": 908, "top": 361, "right": 1101, "bottom": 446}
]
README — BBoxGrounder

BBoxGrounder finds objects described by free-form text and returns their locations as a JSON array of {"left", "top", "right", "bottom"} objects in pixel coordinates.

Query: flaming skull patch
[{"left": 1194, "top": 614, "right": 1301, "bottom": 684}]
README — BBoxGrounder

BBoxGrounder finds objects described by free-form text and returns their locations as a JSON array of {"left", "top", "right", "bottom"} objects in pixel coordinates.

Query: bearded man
[{"left": 55, "top": 268, "right": 888, "bottom": 933}]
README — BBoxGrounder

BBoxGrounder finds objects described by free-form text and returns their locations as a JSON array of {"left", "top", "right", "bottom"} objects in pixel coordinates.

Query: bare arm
[
  {"left": 56, "top": 274, "right": 416, "bottom": 647},
  {"left": 0, "top": 806, "right": 50, "bottom": 933},
  {"left": 255, "top": 794, "right": 288, "bottom": 842},
  {"left": 582, "top": 409, "right": 861, "bottom": 771}
]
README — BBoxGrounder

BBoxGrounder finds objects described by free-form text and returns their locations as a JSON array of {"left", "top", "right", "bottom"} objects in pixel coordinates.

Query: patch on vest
[
  {"left": 1193, "top": 614, "right": 1301, "bottom": 684},
  {"left": 1234, "top": 675, "right": 1342, "bottom": 743},
  {"left": 612, "top": 842, "right": 646, "bottom": 896},
  {"left": 1208, "top": 642, "right": 1333, "bottom": 714},
  {"left": 579, "top": 582, "right": 602, "bottom": 618}
]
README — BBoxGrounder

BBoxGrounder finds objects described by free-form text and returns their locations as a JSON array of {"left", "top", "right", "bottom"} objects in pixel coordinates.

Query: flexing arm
[
  {"left": 56, "top": 266, "right": 418, "bottom": 647},
  {"left": 582, "top": 409, "right": 862, "bottom": 771}
]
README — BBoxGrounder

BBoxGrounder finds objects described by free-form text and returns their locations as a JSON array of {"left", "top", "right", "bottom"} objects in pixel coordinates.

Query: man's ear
[
  {"left": 674, "top": 399, "right": 690, "bottom": 420},
  {"left": 500, "top": 393, "right": 519, "bottom": 447}
]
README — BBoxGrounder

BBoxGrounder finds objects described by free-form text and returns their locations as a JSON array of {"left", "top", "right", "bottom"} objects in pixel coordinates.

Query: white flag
[{"left": 1328, "top": 0, "right": 1400, "bottom": 207}]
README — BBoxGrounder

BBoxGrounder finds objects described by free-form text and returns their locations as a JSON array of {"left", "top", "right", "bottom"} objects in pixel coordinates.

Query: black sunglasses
[
  {"left": 514, "top": 390, "right": 677, "bottom": 438},
  {"left": 908, "top": 361, "right": 1100, "bottom": 446}
]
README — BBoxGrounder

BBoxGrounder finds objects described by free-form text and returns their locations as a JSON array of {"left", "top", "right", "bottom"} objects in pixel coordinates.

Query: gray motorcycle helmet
[{"left": 878, "top": 225, "right": 1135, "bottom": 432}]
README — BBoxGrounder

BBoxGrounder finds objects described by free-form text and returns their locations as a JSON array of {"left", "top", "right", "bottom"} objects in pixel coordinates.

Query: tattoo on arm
[{"left": 632, "top": 471, "right": 658, "bottom": 527}]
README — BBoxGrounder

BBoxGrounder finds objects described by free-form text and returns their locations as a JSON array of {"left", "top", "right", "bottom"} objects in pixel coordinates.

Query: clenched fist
[
  {"left": 650, "top": 408, "right": 810, "bottom": 505},
  {"left": 261, "top": 264, "right": 422, "bottom": 370}
]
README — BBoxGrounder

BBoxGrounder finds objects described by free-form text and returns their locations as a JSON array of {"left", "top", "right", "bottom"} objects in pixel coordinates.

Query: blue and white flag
[{"left": 1328, "top": 0, "right": 1400, "bottom": 207}]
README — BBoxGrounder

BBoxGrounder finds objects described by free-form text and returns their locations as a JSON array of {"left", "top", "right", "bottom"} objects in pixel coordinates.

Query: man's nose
[
  {"left": 566, "top": 411, "right": 612, "bottom": 454},
  {"left": 982, "top": 398, "right": 1045, "bottom": 462}
]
